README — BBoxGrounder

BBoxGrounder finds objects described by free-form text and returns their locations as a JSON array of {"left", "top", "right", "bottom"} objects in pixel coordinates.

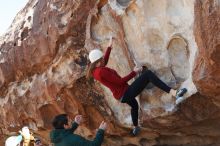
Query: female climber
[{"left": 86, "top": 38, "right": 187, "bottom": 136}]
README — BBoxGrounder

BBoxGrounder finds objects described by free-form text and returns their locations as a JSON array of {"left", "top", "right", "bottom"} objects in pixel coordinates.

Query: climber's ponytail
[{"left": 86, "top": 58, "right": 102, "bottom": 80}]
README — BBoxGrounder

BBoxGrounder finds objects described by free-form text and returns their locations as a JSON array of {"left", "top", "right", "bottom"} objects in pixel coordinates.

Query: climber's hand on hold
[
  {"left": 133, "top": 66, "right": 142, "bottom": 74},
  {"left": 74, "top": 115, "right": 83, "bottom": 124},
  {"left": 99, "top": 121, "right": 107, "bottom": 130}
]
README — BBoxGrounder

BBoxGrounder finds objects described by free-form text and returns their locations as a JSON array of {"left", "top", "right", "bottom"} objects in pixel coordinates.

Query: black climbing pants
[{"left": 121, "top": 70, "right": 171, "bottom": 126}]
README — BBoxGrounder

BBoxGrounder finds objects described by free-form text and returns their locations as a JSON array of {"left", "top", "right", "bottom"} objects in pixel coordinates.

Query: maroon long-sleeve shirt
[{"left": 92, "top": 47, "right": 136, "bottom": 100}]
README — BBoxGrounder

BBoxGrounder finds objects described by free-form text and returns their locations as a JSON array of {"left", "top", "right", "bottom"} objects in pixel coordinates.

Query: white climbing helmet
[{"left": 89, "top": 49, "right": 103, "bottom": 63}]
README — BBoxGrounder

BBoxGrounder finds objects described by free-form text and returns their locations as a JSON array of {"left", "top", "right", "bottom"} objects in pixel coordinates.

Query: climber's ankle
[{"left": 170, "top": 89, "right": 177, "bottom": 97}]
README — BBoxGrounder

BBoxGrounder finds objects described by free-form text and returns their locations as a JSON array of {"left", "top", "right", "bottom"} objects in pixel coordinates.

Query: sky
[{"left": 0, "top": 0, "right": 28, "bottom": 36}]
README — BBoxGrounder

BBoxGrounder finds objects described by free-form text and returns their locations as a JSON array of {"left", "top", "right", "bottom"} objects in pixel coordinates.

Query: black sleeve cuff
[
  {"left": 72, "top": 122, "right": 79, "bottom": 128},
  {"left": 97, "top": 129, "right": 105, "bottom": 135}
]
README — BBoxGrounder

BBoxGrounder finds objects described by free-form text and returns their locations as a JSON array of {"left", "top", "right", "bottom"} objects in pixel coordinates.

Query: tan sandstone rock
[{"left": 0, "top": 0, "right": 220, "bottom": 145}]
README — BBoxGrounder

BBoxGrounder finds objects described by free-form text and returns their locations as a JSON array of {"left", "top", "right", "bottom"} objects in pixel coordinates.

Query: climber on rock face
[
  {"left": 50, "top": 114, "right": 107, "bottom": 146},
  {"left": 86, "top": 37, "right": 187, "bottom": 136}
]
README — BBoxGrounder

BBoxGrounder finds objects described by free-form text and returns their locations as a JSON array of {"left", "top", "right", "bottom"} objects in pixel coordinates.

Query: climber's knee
[{"left": 142, "top": 69, "right": 153, "bottom": 77}]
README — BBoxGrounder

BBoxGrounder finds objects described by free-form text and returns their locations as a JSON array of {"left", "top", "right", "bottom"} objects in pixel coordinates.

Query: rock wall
[
  {"left": 193, "top": 0, "right": 220, "bottom": 105},
  {"left": 87, "top": 0, "right": 198, "bottom": 125},
  {"left": 0, "top": 0, "right": 220, "bottom": 145}
]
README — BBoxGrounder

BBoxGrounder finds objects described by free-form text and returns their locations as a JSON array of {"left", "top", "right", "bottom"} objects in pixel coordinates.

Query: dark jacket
[{"left": 50, "top": 122, "right": 104, "bottom": 146}]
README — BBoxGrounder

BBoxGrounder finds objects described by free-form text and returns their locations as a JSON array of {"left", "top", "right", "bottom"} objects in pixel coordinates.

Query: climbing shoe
[
  {"left": 175, "top": 88, "right": 187, "bottom": 104},
  {"left": 176, "top": 88, "right": 187, "bottom": 97},
  {"left": 176, "top": 96, "right": 185, "bottom": 104},
  {"left": 131, "top": 126, "right": 141, "bottom": 136}
]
